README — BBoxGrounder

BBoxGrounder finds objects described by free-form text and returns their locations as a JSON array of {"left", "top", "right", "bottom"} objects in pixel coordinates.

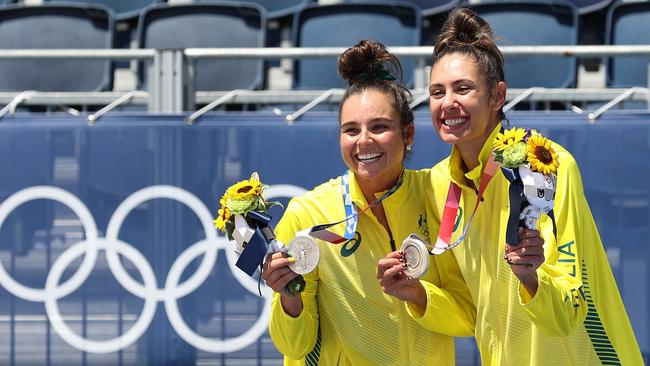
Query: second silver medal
[{"left": 400, "top": 234, "right": 430, "bottom": 279}]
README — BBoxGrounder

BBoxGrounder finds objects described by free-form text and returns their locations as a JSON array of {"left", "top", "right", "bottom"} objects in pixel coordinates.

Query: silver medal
[
  {"left": 400, "top": 234, "right": 430, "bottom": 279},
  {"left": 287, "top": 234, "right": 320, "bottom": 275}
]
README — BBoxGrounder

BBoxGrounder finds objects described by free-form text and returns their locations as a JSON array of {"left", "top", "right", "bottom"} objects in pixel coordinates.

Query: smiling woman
[
  {"left": 417, "top": 8, "right": 644, "bottom": 366},
  {"left": 261, "top": 40, "right": 475, "bottom": 365},
  {"left": 339, "top": 90, "right": 412, "bottom": 205}
]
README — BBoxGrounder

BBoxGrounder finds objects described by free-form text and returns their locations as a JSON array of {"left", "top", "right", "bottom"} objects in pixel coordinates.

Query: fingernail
[
  {"left": 287, "top": 257, "right": 296, "bottom": 263},
  {"left": 402, "top": 263, "right": 407, "bottom": 268}
]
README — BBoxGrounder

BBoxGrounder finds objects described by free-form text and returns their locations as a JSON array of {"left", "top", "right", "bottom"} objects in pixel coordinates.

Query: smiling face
[
  {"left": 429, "top": 53, "right": 505, "bottom": 154},
  {"left": 339, "top": 89, "right": 414, "bottom": 192}
]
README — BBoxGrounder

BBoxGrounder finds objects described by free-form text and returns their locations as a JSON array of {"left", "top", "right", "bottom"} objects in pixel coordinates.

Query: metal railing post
[{"left": 149, "top": 49, "right": 190, "bottom": 113}]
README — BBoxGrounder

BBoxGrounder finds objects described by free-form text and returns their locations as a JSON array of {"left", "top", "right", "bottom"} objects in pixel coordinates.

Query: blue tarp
[{"left": 0, "top": 111, "right": 647, "bottom": 364}]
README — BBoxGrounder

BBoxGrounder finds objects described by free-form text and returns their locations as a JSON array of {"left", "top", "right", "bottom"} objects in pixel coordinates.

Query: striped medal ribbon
[
  {"left": 309, "top": 170, "right": 403, "bottom": 244},
  {"left": 430, "top": 154, "right": 499, "bottom": 254}
]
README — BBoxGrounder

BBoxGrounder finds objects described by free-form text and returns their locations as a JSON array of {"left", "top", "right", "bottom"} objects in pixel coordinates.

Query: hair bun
[
  {"left": 435, "top": 8, "right": 495, "bottom": 55},
  {"left": 432, "top": 8, "right": 506, "bottom": 120},
  {"left": 337, "top": 40, "right": 402, "bottom": 86}
]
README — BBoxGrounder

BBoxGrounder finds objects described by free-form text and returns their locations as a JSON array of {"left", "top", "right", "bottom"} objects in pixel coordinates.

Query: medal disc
[
  {"left": 400, "top": 235, "right": 430, "bottom": 278},
  {"left": 287, "top": 235, "right": 320, "bottom": 275}
]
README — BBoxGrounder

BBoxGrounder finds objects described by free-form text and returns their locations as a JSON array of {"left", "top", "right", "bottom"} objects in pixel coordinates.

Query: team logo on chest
[{"left": 417, "top": 214, "right": 430, "bottom": 242}]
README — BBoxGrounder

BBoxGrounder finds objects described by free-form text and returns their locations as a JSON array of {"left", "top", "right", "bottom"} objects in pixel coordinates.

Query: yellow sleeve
[
  {"left": 268, "top": 199, "right": 320, "bottom": 359},
  {"left": 541, "top": 148, "right": 642, "bottom": 362},
  {"left": 407, "top": 174, "right": 476, "bottom": 337},
  {"left": 519, "top": 148, "right": 589, "bottom": 336},
  {"left": 519, "top": 263, "right": 585, "bottom": 336},
  {"left": 406, "top": 251, "right": 476, "bottom": 336}
]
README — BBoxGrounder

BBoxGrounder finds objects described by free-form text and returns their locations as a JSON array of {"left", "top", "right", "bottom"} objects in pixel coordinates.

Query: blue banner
[{"left": 0, "top": 111, "right": 648, "bottom": 364}]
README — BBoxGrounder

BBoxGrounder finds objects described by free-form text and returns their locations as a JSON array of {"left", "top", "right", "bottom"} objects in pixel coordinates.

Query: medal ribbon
[
  {"left": 309, "top": 170, "right": 403, "bottom": 244},
  {"left": 432, "top": 154, "right": 499, "bottom": 253}
]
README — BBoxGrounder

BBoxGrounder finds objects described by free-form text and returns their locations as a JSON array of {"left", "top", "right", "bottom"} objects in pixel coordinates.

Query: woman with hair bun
[
  {"left": 262, "top": 39, "right": 475, "bottom": 365},
  {"left": 417, "top": 8, "right": 643, "bottom": 365}
]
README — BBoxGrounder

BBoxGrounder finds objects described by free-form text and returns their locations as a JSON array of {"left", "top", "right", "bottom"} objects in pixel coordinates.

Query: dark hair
[
  {"left": 433, "top": 8, "right": 506, "bottom": 120},
  {"left": 337, "top": 40, "right": 414, "bottom": 132}
]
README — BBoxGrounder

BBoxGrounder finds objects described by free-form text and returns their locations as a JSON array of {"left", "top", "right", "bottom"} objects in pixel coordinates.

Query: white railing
[
  {"left": 183, "top": 45, "right": 650, "bottom": 58},
  {"left": 0, "top": 45, "right": 649, "bottom": 123}
]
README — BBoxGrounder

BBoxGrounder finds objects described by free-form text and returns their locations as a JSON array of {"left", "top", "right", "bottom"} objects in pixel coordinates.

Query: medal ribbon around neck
[
  {"left": 430, "top": 153, "right": 499, "bottom": 254},
  {"left": 309, "top": 170, "right": 404, "bottom": 244}
]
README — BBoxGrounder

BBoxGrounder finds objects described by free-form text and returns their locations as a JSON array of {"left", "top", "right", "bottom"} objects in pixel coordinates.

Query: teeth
[
  {"left": 358, "top": 152, "right": 382, "bottom": 161},
  {"left": 445, "top": 118, "right": 466, "bottom": 126}
]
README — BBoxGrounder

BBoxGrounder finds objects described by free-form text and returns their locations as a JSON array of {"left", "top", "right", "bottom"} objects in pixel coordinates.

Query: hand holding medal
[
  {"left": 399, "top": 156, "right": 499, "bottom": 279},
  {"left": 214, "top": 173, "right": 319, "bottom": 296}
]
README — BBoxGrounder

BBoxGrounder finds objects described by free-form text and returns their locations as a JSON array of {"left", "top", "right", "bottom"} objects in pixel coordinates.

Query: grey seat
[
  {"left": 198, "top": 0, "right": 313, "bottom": 19},
  {"left": 469, "top": 0, "right": 579, "bottom": 88},
  {"left": 0, "top": 4, "right": 113, "bottom": 92},
  {"left": 138, "top": 3, "right": 266, "bottom": 92},
  {"left": 344, "top": 0, "right": 458, "bottom": 16},
  {"left": 565, "top": 0, "right": 612, "bottom": 14},
  {"left": 44, "top": 0, "right": 161, "bottom": 21},
  {"left": 606, "top": 1, "right": 650, "bottom": 89},
  {"left": 292, "top": 2, "right": 421, "bottom": 90}
]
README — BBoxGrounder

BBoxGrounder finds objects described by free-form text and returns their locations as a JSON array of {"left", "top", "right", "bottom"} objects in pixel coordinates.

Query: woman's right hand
[
  {"left": 377, "top": 251, "right": 427, "bottom": 311},
  {"left": 261, "top": 252, "right": 303, "bottom": 317}
]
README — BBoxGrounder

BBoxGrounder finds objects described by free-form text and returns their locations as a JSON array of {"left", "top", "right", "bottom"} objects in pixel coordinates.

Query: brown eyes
[{"left": 430, "top": 86, "right": 472, "bottom": 98}]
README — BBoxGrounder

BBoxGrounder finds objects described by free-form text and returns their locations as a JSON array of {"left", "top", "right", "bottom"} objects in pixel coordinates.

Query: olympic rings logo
[{"left": 0, "top": 184, "right": 307, "bottom": 354}]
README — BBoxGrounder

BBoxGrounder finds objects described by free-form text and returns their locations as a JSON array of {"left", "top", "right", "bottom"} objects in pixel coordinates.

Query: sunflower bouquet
[
  {"left": 493, "top": 127, "right": 559, "bottom": 245},
  {"left": 214, "top": 172, "right": 278, "bottom": 243},
  {"left": 214, "top": 172, "right": 306, "bottom": 296}
]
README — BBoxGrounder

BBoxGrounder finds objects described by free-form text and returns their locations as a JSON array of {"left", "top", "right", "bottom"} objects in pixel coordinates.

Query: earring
[{"left": 406, "top": 144, "right": 412, "bottom": 151}]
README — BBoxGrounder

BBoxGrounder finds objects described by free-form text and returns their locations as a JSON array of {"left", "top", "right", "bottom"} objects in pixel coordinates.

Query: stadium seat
[
  {"left": 564, "top": 0, "right": 612, "bottom": 14},
  {"left": 606, "top": 1, "right": 650, "bottom": 88},
  {"left": 468, "top": 0, "right": 579, "bottom": 89},
  {"left": 402, "top": 0, "right": 460, "bottom": 15},
  {"left": 138, "top": 3, "right": 266, "bottom": 92},
  {"left": 0, "top": 4, "right": 113, "bottom": 92},
  {"left": 292, "top": 2, "right": 421, "bottom": 89},
  {"left": 198, "top": 0, "right": 313, "bottom": 19},
  {"left": 44, "top": 0, "right": 162, "bottom": 21},
  {"left": 344, "top": 0, "right": 458, "bottom": 16}
]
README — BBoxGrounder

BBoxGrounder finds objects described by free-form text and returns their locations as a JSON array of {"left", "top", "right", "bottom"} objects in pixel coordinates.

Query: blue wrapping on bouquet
[{"left": 235, "top": 211, "right": 273, "bottom": 276}]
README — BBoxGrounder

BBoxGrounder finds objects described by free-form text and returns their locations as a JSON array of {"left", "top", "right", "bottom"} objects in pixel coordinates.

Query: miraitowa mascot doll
[
  {"left": 493, "top": 128, "right": 560, "bottom": 245},
  {"left": 518, "top": 165, "right": 557, "bottom": 231}
]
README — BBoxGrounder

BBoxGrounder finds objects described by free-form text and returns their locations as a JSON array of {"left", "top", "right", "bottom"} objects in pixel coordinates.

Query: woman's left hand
[
  {"left": 377, "top": 251, "right": 426, "bottom": 309},
  {"left": 505, "top": 227, "right": 545, "bottom": 296}
]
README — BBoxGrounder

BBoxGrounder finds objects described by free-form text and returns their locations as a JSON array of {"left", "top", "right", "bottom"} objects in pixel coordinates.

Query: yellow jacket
[
  {"left": 422, "top": 123, "right": 643, "bottom": 365},
  {"left": 270, "top": 169, "right": 475, "bottom": 365}
]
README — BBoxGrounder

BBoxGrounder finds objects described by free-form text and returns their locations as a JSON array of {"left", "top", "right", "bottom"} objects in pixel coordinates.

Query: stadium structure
[{"left": 0, "top": 0, "right": 648, "bottom": 365}]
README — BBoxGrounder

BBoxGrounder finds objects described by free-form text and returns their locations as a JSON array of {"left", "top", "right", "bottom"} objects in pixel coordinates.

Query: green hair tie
[{"left": 358, "top": 64, "right": 396, "bottom": 81}]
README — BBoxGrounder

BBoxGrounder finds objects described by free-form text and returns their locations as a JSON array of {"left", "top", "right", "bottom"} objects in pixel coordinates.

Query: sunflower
[
  {"left": 527, "top": 135, "right": 559, "bottom": 174},
  {"left": 213, "top": 207, "right": 231, "bottom": 230},
  {"left": 226, "top": 178, "right": 262, "bottom": 200},
  {"left": 494, "top": 127, "right": 527, "bottom": 151}
]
